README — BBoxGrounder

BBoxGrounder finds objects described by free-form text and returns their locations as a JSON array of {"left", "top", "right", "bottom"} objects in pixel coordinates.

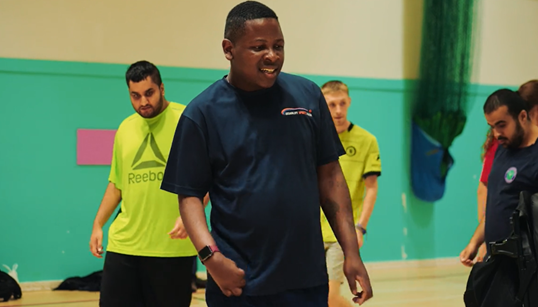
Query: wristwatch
[{"left": 198, "top": 245, "right": 220, "bottom": 264}]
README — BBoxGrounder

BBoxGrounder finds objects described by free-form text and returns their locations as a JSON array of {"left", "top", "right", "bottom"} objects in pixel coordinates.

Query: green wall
[{"left": 0, "top": 58, "right": 505, "bottom": 283}]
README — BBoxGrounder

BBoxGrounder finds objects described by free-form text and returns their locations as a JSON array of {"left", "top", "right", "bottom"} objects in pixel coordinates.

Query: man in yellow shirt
[
  {"left": 89, "top": 60, "right": 200, "bottom": 307},
  {"left": 320, "top": 80, "right": 382, "bottom": 307}
]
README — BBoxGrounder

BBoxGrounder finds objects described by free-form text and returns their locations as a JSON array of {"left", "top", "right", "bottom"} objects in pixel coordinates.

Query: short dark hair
[
  {"left": 517, "top": 79, "right": 538, "bottom": 109},
  {"left": 483, "top": 88, "right": 528, "bottom": 119},
  {"left": 125, "top": 60, "right": 162, "bottom": 87},
  {"left": 224, "top": 1, "right": 278, "bottom": 42}
]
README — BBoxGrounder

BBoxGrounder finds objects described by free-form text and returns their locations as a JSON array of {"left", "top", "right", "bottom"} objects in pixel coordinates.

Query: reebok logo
[
  {"left": 129, "top": 170, "right": 164, "bottom": 184},
  {"left": 128, "top": 133, "right": 166, "bottom": 185}
]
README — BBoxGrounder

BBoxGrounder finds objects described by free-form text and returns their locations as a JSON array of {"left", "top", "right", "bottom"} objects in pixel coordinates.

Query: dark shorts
[
  {"left": 99, "top": 251, "right": 195, "bottom": 307},
  {"left": 205, "top": 274, "right": 329, "bottom": 307}
]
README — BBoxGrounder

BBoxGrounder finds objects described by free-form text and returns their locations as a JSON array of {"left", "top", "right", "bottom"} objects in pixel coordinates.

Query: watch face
[{"left": 198, "top": 246, "right": 212, "bottom": 261}]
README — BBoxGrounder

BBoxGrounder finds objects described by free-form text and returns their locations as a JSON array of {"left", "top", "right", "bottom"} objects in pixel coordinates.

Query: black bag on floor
[
  {"left": 54, "top": 270, "right": 102, "bottom": 292},
  {"left": 0, "top": 270, "right": 22, "bottom": 302}
]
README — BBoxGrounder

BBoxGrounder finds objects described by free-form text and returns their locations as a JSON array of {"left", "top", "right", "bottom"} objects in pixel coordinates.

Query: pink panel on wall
[{"left": 77, "top": 129, "right": 117, "bottom": 165}]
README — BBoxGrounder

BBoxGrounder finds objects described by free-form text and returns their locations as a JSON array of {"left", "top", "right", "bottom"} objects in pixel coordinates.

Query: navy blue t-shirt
[
  {"left": 485, "top": 138, "right": 538, "bottom": 245},
  {"left": 161, "top": 72, "right": 345, "bottom": 296}
]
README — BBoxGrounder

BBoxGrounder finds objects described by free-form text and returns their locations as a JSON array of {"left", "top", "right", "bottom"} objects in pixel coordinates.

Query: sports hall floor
[{"left": 0, "top": 259, "right": 471, "bottom": 307}]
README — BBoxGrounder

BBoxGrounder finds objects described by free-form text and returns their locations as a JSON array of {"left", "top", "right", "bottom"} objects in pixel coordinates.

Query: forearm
[
  {"left": 179, "top": 195, "right": 215, "bottom": 251},
  {"left": 358, "top": 186, "right": 378, "bottom": 229},
  {"left": 93, "top": 182, "right": 122, "bottom": 228},
  {"left": 318, "top": 162, "right": 359, "bottom": 256},
  {"left": 470, "top": 217, "right": 486, "bottom": 248}
]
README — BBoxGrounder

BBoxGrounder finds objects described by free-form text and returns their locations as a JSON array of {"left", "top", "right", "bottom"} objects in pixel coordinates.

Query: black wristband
[{"left": 356, "top": 224, "right": 367, "bottom": 235}]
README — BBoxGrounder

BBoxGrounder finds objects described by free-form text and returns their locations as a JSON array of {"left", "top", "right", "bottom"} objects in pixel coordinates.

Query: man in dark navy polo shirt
[
  {"left": 160, "top": 1, "right": 372, "bottom": 307},
  {"left": 460, "top": 89, "right": 538, "bottom": 267}
]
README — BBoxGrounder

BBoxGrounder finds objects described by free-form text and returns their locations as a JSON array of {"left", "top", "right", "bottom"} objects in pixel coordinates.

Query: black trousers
[
  {"left": 100, "top": 251, "right": 195, "bottom": 307},
  {"left": 205, "top": 274, "right": 329, "bottom": 307}
]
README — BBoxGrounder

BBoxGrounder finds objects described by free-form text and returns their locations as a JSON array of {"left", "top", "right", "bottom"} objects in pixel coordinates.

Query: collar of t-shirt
[
  {"left": 221, "top": 75, "right": 277, "bottom": 100},
  {"left": 142, "top": 102, "right": 171, "bottom": 128}
]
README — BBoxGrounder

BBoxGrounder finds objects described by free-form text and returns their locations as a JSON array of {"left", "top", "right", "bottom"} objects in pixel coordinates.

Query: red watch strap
[{"left": 209, "top": 245, "right": 220, "bottom": 253}]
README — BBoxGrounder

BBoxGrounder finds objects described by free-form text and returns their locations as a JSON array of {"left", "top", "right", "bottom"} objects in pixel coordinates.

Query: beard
[
  {"left": 137, "top": 94, "right": 164, "bottom": 118},
  {"left": 500, "top": 121, "right": 525, "bottom": 149}
]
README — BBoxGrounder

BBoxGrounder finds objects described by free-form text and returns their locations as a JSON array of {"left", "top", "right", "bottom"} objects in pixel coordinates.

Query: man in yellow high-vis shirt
[
  {"left": 320, "top": 80, "right": 382, "bottom": 307},
  {"left": 89, "top": 60, "right": 199, "bottom": 307}
]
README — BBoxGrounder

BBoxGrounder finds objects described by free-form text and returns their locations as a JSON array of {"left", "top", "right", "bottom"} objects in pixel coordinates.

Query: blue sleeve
[
  {"left": 316, "top": 89, "right": 345, "bottom": 166},
  {"left": 161, "top": 113, "right": 212, "bottom": 198}
]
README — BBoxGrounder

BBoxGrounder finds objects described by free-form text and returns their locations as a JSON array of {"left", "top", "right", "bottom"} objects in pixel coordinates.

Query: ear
[
  {"left": 160, "top": 83, "right": 165, "bottom": 96},
  {"left": 520, "top": 109, "right": 528, "bottom": 122},
  {"left": 222, "top": 39, "right": 234, "bottom": 61}
]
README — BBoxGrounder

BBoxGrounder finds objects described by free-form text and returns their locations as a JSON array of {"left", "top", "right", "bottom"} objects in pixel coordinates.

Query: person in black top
[
  {"left": 460, "top": 88, "right": 538, "bottom": 267},
  {"left": 160, "top": 1, "right": 372, "bottom": 306}
]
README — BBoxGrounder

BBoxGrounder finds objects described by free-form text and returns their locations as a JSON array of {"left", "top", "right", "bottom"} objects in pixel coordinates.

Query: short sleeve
[
  {"left": 108, "top": 130, "right": 123, "bottom": 190},
  {"left": 363, "top": 138, "right": 382, "bottom": 179},
  {"left": 479, "top": 161, "right": 490, "bottom": 184},
  {"left": 480, "top": 141, "right": 498, "bottom": 184},
  {"left": 161, "top": 113, "right": 212, "bottom": 198},
  {"left": 316, "top": 90, "right": 346, "bottom": 166}
]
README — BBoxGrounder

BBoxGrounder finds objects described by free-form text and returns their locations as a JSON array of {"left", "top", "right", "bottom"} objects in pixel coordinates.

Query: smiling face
[{"left": 222, "top": 18, "right": 284, "bottom": 92}]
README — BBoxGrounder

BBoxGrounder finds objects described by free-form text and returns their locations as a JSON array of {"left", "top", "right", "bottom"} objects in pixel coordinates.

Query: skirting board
[
  {"left": 364, "top": 256, "right": 461, "bottom": 270},
  {"left": 18, "top": 257, "right": 460, "bottom": 292}
]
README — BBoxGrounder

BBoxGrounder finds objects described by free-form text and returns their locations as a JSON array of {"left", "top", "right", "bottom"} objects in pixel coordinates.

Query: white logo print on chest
[{"left": 281, "top": 107, "right": 312, "bottom": 117}]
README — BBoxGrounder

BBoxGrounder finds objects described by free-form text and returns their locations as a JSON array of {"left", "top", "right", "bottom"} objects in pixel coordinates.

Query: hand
[
  {"left": 205, "top": 252, "right": 246, "bottom": 297},
  {"left": 89, "top": 226, "right": 104, "bottom": 258},
  {"left": 168, "top": 216, "right": 188, "bottom": 239},
  {"left": 356, "top": 230, "right": 364, "bottom": 248},
  {"left": 343, "top": 254, "right": 373, "bottom": 305},
  {"left": 460, "top": 242, "right": 479, "bottom": 267},
  {"left": 476, "top": 242, "right": 487, "bottom": 263}
]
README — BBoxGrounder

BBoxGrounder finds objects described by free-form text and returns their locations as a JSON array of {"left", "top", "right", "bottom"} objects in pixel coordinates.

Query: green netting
[{"left": 412, "top": 0, "right": 478, "bottom": 151}]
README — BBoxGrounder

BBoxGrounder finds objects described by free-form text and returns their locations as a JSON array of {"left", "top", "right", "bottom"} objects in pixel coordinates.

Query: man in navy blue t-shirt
[
  {"left": 460, "top": 89, "right": 538, "bottom": 267},
  {"left": 160, "top": 1, "right": 372, "bottom": 306}
]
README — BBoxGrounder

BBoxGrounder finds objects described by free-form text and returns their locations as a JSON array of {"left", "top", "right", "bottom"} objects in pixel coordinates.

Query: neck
[
  {"left": 144, "top": 98, "right": 170, "bottom": 123},
  {"left": 226, "top": 70, "right": 268, "bottom": 93},
  {"left": 226, "top": 72, "right": 233, "bottom": 85},
  {"left": 523, "top": 124, "right": 538, "bottom": 147},
  {"left": 226, "top": 71, "right": 247, "bottom": 91},
  {"left": 335, "top": 120, "right": 351, "bottom": 134},
  {"left": 162, "top": 99, "right": 170, "bottom": 111}
]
